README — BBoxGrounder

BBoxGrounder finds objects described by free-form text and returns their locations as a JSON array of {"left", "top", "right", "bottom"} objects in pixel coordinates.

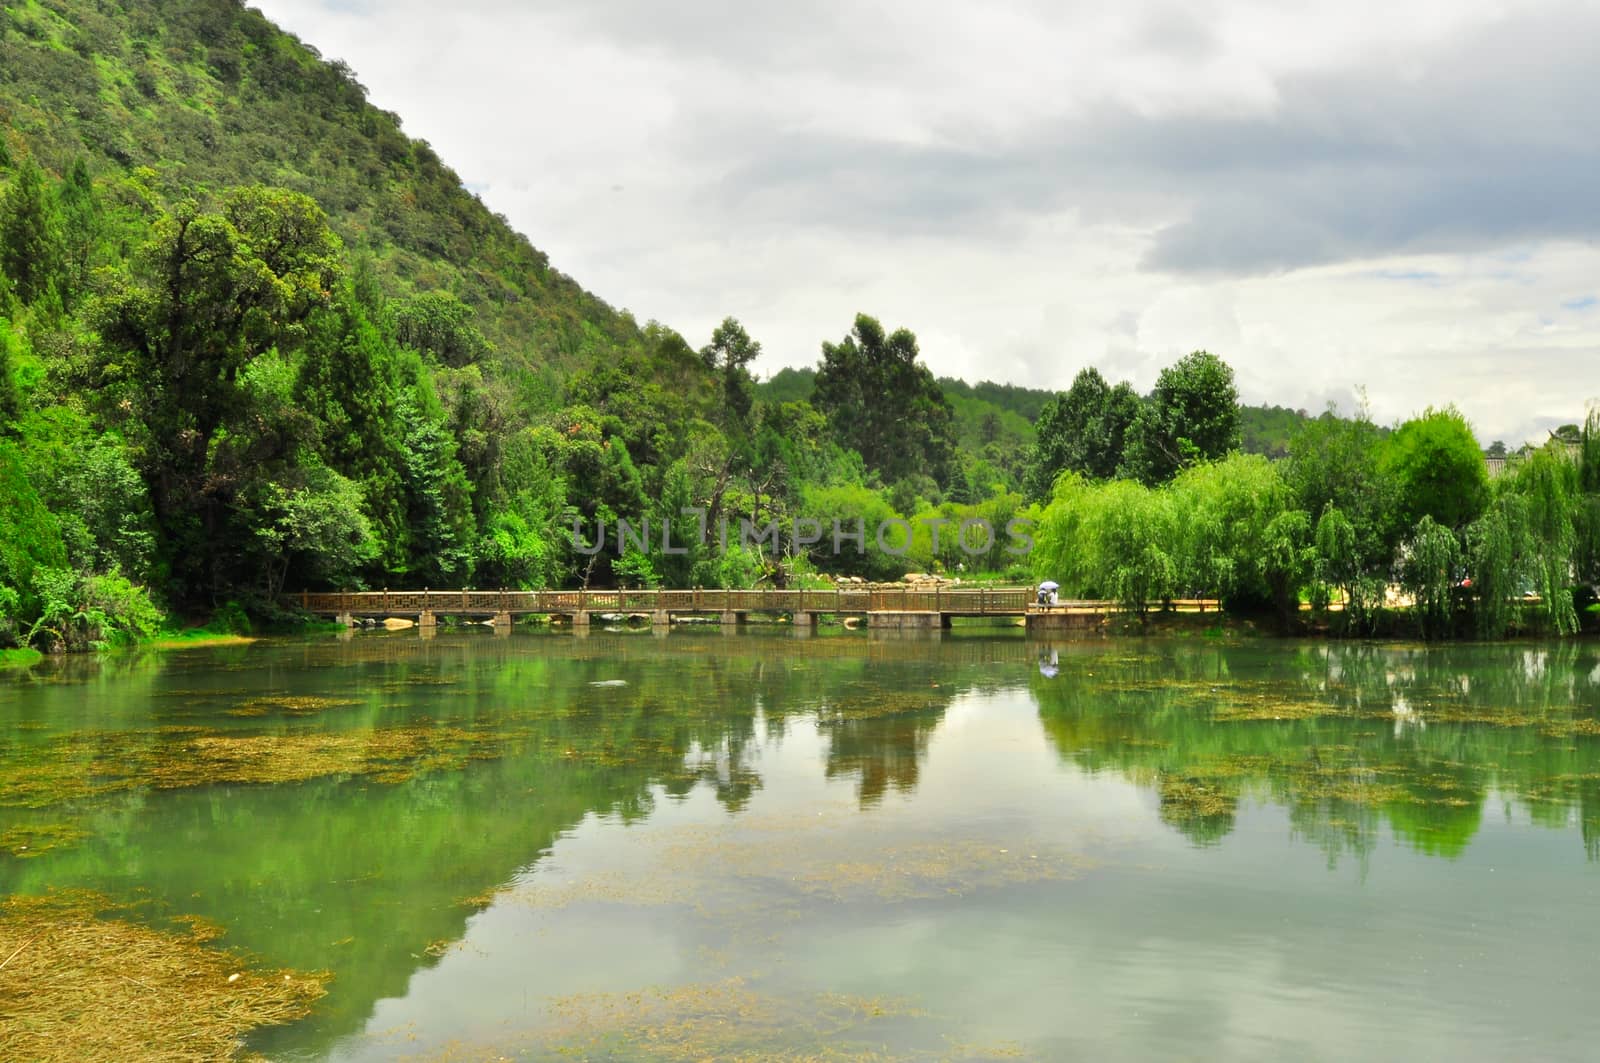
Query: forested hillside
[{"left": 0, "top": 0, "right": 640, "bottom": 371}]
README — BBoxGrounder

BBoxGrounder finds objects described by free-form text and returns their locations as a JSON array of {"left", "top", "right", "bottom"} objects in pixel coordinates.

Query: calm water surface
[{"left": 4, "top": 629, "right": 1600, "bottom": 1060}]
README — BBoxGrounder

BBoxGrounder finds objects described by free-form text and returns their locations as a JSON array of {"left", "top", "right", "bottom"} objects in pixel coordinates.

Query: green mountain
[{"left": 0, "top": 0, "right": 642, "bottom": 375}]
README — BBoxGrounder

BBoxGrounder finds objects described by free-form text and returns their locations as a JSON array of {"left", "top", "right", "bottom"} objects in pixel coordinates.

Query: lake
[{"left": 3, "top": 629, "right": 1599, "bottom": 1060}]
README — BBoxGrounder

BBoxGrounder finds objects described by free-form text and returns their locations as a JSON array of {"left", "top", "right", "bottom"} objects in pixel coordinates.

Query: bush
[{"left": 25, "top": 567, "right": 165, "bottom": 651}]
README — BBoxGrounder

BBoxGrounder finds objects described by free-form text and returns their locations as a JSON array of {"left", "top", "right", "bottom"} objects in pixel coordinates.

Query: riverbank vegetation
[
  {"left": 0, "top": 0, "right": 1587, "bottom": 648},
  {"left": 1029, "top": 383, "right": 1599, "bottom": 638}
]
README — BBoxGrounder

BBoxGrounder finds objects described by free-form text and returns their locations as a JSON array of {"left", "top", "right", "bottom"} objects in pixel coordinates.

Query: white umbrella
[{"left": 1038, "top": 581, "right": 1060, "bottom": 592}]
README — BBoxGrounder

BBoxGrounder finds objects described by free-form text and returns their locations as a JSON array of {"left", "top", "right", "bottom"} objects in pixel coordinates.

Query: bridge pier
[
  {"left": 651, "top": 610, "right": 671, "bottom": 627},
  {"left": 867, "top": 611, "right": 946, "bottom": 631},
  {"left": 567, "top": 611, "right": 590, "bottom": 629},
  {"left": 1024, "top": 611, "right": 1106, "bottom": 635},
  {"left": 719, "top": 611, "right": 743, "bottom": 627},
  {"left": 492, "top": 610, "right": 513, "bottom": 631},
  {"left": 419, "top": 610, "right": 437, "bottom": 632}
]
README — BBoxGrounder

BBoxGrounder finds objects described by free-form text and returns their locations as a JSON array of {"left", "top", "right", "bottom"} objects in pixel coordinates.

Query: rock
[{"left": 384, "top": 617, "right": 415, "bottom": 631}]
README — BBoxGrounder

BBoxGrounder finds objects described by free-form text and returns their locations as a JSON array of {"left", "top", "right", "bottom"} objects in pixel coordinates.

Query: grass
[
  {"left": 0, "top": 890, "right": 328, "bottom": 1061},
  {"left": 141, "top": 632, "right": 258, "bottom": 651},
  {"left": 0, "top": 648, "right": 43, "bottom": 670}
]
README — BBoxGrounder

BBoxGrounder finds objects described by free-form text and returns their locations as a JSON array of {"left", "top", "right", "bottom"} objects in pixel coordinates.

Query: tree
[
  {"left": 0, "top": 157, "right": 61, "bottom": 305},
  {"left": 1285, "top": 403, "right": 1398, "bottom": 569},
  {"left": 1379, "top": 406, "right": 1488, "bottom": 533},
  {"left": 0, "top": 318, "right": 20, "bottom": 427},
  {"left": 296, "top": 295, "right": 408, "bottom": 574},
  {"left": 55, "top": 158, "right": 100, "bottom": 301},
  {"left": 1466, "top": 492, "right": 1527, "bottom": 638},
  {"left": 393, "top": 291, "right": 491, "bottom": 367},
  {"left": 699, "top": 316, "right": 761, "bottom": 428},
  {"left": 0, "top": 441, "right": 68, "bottom": 632},
  {"left": 1401, "top": 515, "right": 1461, "bottom": 640},
  {"left": 1033, "top": 475, "right": 1179, "bottom": 615},
  {"left": 93, "top": 187, "right": 342, "bottom": 602},
  {"left": 1119, "top": 351, "right": 1240, "bottom": 485},
  {"left": 1024, "top": 368, "right": 1139, "bottom": 501},
  {"left": 1312, "top": 504, "right": 1381, "bottom": 634},
  {"left": 1168, "top": 454, "right": 1305, "bottom": 617},
  {"left": 252, "top": 463, "right": 376, "bottom": 598},
  {"left": 813, "top": 313, "right": 956, "bottom": 487},
  {"left": 397, "top": 388, "right": 475, "bottom": 587},
  {"left": 1504, "top": 447, "right": 1579, "bottom": 636}
]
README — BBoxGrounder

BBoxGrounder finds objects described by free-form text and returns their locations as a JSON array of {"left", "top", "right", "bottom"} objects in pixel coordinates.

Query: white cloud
[{"left": 252, "top": 0, "right": 1599, "bottom": 443}]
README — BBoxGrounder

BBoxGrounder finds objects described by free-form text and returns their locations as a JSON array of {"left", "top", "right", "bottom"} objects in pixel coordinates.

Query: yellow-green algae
[
  {"left": 0, "top": 890, "right": 328, "bottom": 1062},
  {"left": 0, "top": 723, "right": 526, "bottom": 810},
  {"left": 382, "top": 978, "right": 1031, "bottom": 1062},
  {"left": 225, "top": 695, "right": 363, "bottom": 718},
  {"left": 0, "top": 821, "right": 89, "bottom": 858}
]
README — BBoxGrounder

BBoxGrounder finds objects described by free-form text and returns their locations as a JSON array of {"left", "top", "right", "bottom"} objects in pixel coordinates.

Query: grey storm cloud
[{"left": 678, "top": 2, "right": 1600, "bottom": 273}]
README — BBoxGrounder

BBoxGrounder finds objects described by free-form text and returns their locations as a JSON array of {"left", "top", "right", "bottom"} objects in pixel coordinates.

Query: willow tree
[
  {"left": 1402, "top": 515, "right": 1461, "bottom": 640},
  {"left": 1034, "top": 475, "right": 1178, "bottom": 615},
  {"left": 1466, "top": 493, "right": 1528, "bottom": 638},
  {"left": 1168, "top": 453, "right": 1302, "bottom": 611},
  {"left": 1575, "top": 409, "right": 1600, "bottom": 588},
  {"left": 1314, "top": 504, "right": 1380, "bottom": 635},
  {"left": 1507, "top": 447, "right": 1579, "bottom": 636}
]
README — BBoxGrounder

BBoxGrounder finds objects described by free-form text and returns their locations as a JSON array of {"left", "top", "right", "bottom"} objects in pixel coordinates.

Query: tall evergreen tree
[
  {"left": 0, "top": 157, "right": 61, "bottom": 305},
  {"left": 813, "top": 313, "right": 956, "bottom": 487}
]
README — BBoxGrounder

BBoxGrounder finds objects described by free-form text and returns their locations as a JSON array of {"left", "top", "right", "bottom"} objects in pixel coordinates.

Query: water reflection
[
  {"left": 5, "top": 631, "right": 1600, "bottom": 1059},
  {"left": 1031, "top": 639, "right": 1600, "bottom": 864}
]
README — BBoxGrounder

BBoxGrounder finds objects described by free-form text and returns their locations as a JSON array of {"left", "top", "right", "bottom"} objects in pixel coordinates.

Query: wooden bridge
[{"left": 296, "top": 587, "right": 1128, "bottom": 633}]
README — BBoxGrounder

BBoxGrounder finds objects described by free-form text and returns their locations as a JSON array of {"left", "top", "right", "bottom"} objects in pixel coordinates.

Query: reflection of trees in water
[
  {"left": 1, "top": 632, "right": 1033, "bottom": 1051},
  {"left": 816, "top": 695, "right": 946, "bottom": 807},
  {"left": 1032, "top": 640, "right": 1600, "bottom": 863}
]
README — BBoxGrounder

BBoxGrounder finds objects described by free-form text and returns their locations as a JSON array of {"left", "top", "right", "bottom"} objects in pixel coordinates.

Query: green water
[{"left": 4, "top": 629, "right": 1600, "bottom": 1060}]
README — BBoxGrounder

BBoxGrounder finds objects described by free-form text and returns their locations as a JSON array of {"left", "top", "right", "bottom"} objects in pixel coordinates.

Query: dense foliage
[
  {"left": 1032, "top": 402, "right": 1600, "bottom": 638},
  {"left": 0, "top": 0, "right": 1591, "bottom": 648}
]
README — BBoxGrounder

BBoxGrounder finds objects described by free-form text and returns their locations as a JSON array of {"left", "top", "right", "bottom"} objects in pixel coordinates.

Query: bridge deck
[
  {"left": 299, "top": 587, "right": 1047, "bottom": 618},
  {"left": 297, "top": 589, "right": 1220, "bottom": 624}
]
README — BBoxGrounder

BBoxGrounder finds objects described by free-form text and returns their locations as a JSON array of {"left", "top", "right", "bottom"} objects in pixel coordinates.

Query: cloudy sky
[{"left": 252, "top": 0, "right": 1597, "bottom": 444}]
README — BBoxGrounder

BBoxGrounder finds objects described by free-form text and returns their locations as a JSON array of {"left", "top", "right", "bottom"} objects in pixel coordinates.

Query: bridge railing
[{"left": 297, "top": 587, "right": 1209, "bottom": 618}]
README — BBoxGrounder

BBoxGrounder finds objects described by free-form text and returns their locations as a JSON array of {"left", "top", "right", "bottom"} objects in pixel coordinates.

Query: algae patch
[
  {"left": 0, "top": 822, "right": 89, "bottom": 858},
  {"left": 225, "top": 695, "right": 363, "bottom": 718},
  {"left": 0, "top": 891, "right": 327, "bottom": 1062},
  {"left": 0, "top": 724, "right": 523, "bottom": 811}
]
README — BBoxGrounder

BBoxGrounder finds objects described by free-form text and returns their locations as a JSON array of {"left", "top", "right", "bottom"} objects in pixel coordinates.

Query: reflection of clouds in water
[
  {"left": 1522, "top": 649, "right": 1548, "bottom": 681},
  {"left": 1391, "top": 693, "right": 1424, "bottom": 737}
]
